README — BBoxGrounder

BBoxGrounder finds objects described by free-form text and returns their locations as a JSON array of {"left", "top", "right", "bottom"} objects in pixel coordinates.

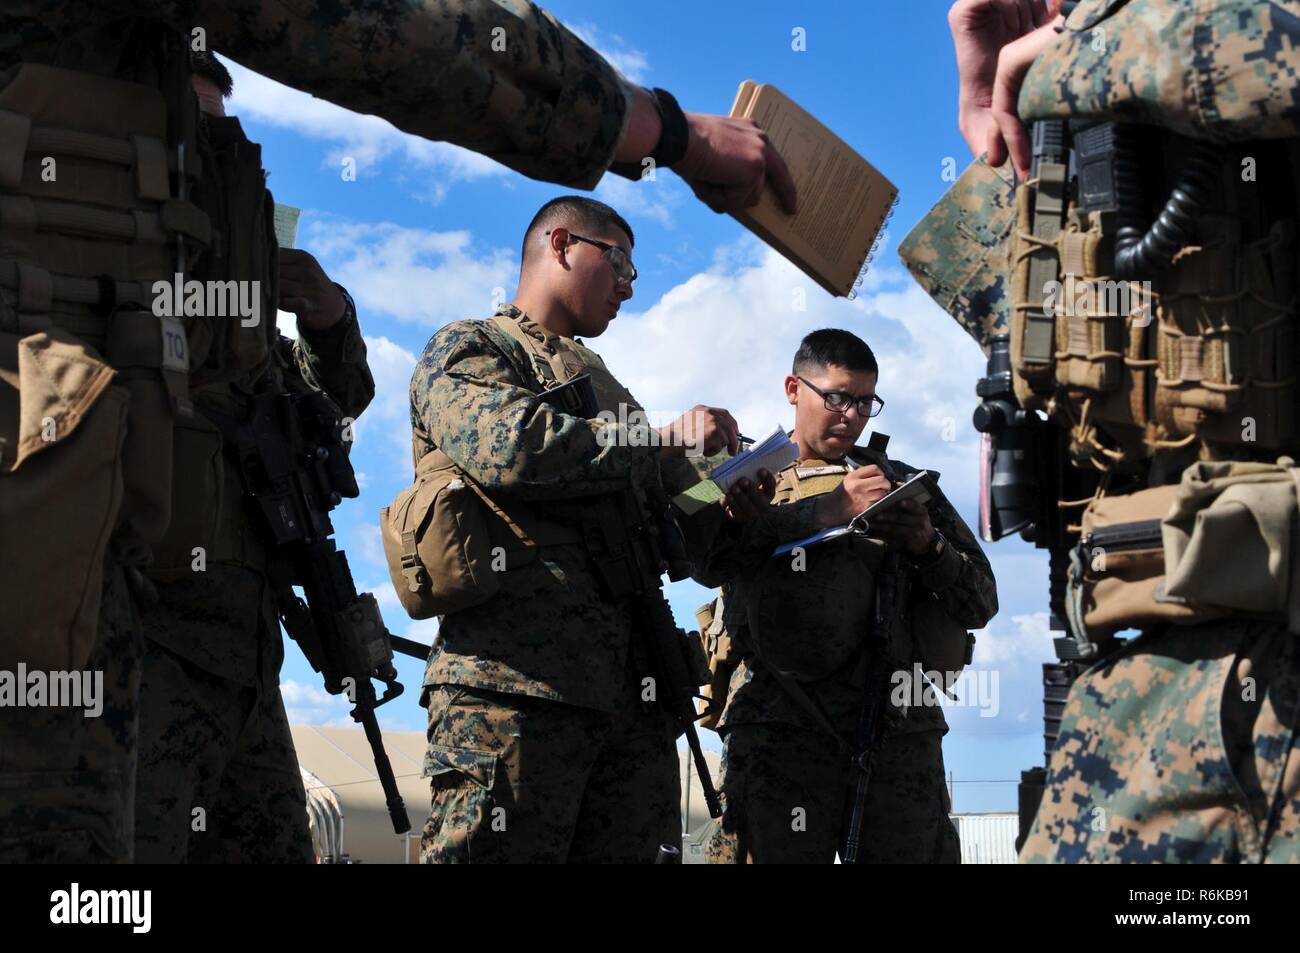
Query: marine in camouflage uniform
[
  {"left": 0, "top": 0, "right": 734, "bottom": 863},
  {"left": 410, "top": 197, "right": 743, "bottom": 863},
  {"left": 901, "top": 0, "right": 1300, "bottom": 862},
  {"left": 412, "top": 303, "right": 704, "bottom": 863},
  {"left": 697, "top": 332, "right": 998, "bottom": 863},
  {"left": 129, "top": 55, "right": 377, "bottom": 866},
  {"left": 135, "top": 312, "right": 373, "bottom": 863}
]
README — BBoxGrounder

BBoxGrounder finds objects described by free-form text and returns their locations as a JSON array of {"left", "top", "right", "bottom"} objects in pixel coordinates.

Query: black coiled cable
[{"left": 1113, "top": 130, "right": 1222, "bottom": 280}]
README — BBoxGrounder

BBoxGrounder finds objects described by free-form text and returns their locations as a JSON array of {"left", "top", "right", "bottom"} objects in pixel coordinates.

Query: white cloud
[
  {"left": 594, "top": 164, "right": 690, "bottom": 230},
  {"left": 282, "top": 677, "right": 419, "bottom": 732},
  {"left": 222, "top": 57, "right": 507, "bottom": 195},
  {"left": 302, "top": 218, "right": 517, "bottom": 329},
  {"left": 351, "top": 333, "right": 420, "bottom": 468},
  {"left": 275, "top": 309, "right": 298, "bottom": 337},
  {"left": 566, "top": 23, "right": 650, "bottom": 84},
  {"left": 972, "top": 612, "right": 1056, "bottom": 668},
  {"left": 282, "top": 679, "right": 354, "bottom": 727}
]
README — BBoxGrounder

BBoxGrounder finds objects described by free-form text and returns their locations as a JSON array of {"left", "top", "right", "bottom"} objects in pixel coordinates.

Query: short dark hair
[
  {"left": 793, "top": 329, "right": 879, "bottom": 377},
  {"left": 190, "top": 50, "right": 233, "bottom": 99},
  {"left": 521, "top": 196, "right": 634, "bottom": 271}
]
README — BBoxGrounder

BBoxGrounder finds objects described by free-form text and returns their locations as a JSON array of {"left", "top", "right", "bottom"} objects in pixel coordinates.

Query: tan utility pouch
[
  {"left": 1069, "top": 484, "right": 1224, "bottom": 637},
  {"left": 912, "top": 594, "right": 975, "bottom": 678},
  {"left": 1153, "top": 219, "right": 1297, "bottom": 449},
  {"left": 1162, "top": 457, "right": 1300, "bottom": 631},
  {"left": 1053, "top": 208, "right": 1159, "bottom": 467},
  {"left": 380, "top": 449, "right": 581, "bottom": 620},
  {"left": 0, "top": 329, "right": 128, "bottom": 670},
  {"left": 694, "top": 594, "right": 743, "bottom": 731}
]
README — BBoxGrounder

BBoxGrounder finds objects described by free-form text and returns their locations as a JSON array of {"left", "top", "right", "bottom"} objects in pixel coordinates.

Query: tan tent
[
  {"left": 290, "top": 725, "right": 427, "bottom": 863},
  {"left": 291, "top": 724, "right": 722, "bottom": 864}
]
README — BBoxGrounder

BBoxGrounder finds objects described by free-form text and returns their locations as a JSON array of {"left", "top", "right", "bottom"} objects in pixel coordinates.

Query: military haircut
[
  {"left": 190, "top": 50, "right": 234, "bottom": 99},
  {"left": 521, "top": 196, "right": 634, "bottom": 271},
  {"left": 792, "top": 328, "right": 879, "bottom": 378}
]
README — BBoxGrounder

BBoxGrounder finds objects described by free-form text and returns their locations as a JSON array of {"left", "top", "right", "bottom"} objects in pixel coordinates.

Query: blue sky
[{"left": 221, "top": 0, "right": 1056, "bottom": 814}]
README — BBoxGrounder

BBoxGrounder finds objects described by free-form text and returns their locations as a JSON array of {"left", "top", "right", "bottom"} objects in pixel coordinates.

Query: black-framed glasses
[
  {"left": 548, "top": 229, "right": 637, "bottom": 284},
  {"left": 798, "top": 376, "right": 884, "bottom": 418}
]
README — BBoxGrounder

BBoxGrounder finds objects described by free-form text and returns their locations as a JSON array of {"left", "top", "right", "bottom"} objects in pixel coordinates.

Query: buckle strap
[
  {"left": 399, "top": 529, "right": 426, "bottom": 592},
  {"left": 0, "top": 258, "right": 155, "bottom": 313}
]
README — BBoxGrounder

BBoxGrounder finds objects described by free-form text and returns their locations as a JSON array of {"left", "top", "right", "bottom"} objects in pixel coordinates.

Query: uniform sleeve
[
  {"left": 410, "top": 321, "right": 660, "bottom": 498},
  {"left": 910, "top": 479, "right": 999, "bottom": 630},
  {"left": 290, "top": 290, "right": 375, "bottom": 421},
  {"left": 116, "top": 0, "right": 635, "bottom": 189}
]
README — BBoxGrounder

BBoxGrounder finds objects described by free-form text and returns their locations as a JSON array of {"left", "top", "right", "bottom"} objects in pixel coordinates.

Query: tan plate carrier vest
[{"left": 0, "top": 55, "right": 276, "bottom": 671}]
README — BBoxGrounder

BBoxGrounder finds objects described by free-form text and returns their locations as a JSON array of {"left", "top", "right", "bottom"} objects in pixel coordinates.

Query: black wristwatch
[
  {"left": 913, "top": 529, "right": 948, "bottom": 569},
  {"left": 609, "top": 87, "right": 690, "bottom": 180}
]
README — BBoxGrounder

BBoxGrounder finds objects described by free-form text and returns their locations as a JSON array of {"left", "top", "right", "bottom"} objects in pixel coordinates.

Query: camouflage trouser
[
  {"left": 706, "top": 722, "right": 960, "bottom": 864},
  {"left": 421, "top": 683, "right": 680, "bottom": 863},
  {"left": 134, "top": 641, "right": 312, "bottom": 863},
  {"left": 0, "top": 564, "right": 141, "bottom": 863},
  {"left": 1022, "top": 621, "right": 1300, "bottom": 863}
]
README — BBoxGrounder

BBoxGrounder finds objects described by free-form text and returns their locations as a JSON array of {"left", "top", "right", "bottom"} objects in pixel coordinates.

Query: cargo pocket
[
  {"left": 0, "top": 329, "right": 128, "bottom": 671},
  {"left": 421, "top": 744, "right": 501, "bottom": 864},
  {"left": 148, "top": 412, "right": 224, "bottom": 579}
]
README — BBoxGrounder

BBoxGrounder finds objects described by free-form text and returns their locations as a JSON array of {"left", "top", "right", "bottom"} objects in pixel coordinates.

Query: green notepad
[
  {"left": 274, "top": 204, "right": 302, "bottom": 249},
  {"left": 672, "top": 479, "right": 725, "bottom": 516}
]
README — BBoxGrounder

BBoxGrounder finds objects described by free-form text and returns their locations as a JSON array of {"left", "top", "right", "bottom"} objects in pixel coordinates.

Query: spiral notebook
[{"left": 729, "top": 81, "right": 897, "bottom": 298}]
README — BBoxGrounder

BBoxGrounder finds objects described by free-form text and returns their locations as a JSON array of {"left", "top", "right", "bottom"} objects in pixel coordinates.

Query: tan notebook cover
[{"left": 729, "top": 81, "right": 897, "bottom": 298}]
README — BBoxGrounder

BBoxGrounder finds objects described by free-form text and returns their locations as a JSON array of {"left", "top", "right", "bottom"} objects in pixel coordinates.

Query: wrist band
[{"left": 609, "top": 87, "right": 690, "bottom": 180}]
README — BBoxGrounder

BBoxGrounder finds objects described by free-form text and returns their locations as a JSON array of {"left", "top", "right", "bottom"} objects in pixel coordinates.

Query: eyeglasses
[
  {"left": 798, "top": 376, "right": 884, "bottom": 418},
  {"left": 548, "top": 229, "right": 638, "bottom": 284}
]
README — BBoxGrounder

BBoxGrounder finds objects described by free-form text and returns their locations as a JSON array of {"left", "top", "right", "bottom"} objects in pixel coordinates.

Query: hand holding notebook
[{"left": 728, "top": 82, "right": 898, "bottom": 297}]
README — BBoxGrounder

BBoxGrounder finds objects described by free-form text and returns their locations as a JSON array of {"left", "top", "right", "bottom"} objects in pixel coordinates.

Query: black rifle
[
  {"left": 210, "top": 372, "right": 412, "bottom": 835},
  {"left": 538, "top": 375, "right": 722, "bottom": 819},
  {"left": 840, "top": 432, "right": 913, "bottom": 863}
]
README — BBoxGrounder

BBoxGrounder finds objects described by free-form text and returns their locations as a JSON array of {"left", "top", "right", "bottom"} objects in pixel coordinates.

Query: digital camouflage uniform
[
  {"left": 135, "top": 308, "right": 374, "bottom": 864},
  {"left": 698, "top": 449, "right": 998, "bottom": 863},
  {"left": 1, "top": 0, "right": 645, "bottom": 861},
  {"left": 411, "top": 305, "right": 709, "bottom": 863},
  {"left": 900, "top": 0, "right": 1300, "bottom": 863}
]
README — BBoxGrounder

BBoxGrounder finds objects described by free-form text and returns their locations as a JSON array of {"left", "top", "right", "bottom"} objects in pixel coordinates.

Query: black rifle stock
[
  {"left": 213, "top": 376, "right": 412, "bottom": 835},
  {"left": 538, "top": 375, "right": 723, "bottom": 820}
]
